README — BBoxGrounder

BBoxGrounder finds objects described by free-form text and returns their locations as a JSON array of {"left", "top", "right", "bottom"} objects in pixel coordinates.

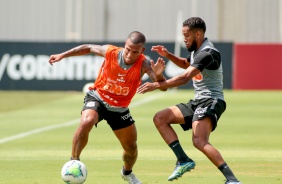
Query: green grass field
[{"left": 0, "top": 89, "right": 281, "bottom": 184}]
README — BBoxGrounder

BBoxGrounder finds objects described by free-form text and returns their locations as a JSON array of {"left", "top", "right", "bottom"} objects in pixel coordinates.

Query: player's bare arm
[
  {"left": 141, "top": 58, "right": 167, "bottom": 91},
  {"left": 48, "top": 44, "right": 109, "bottom": 65},
  {"left": 141, "top": 58, "right": 165, "bottom": 82},
  {"left": 151, "top": 45, "right": 190, "bottom": 69},
  {"left": 137, "top": 65, "right": 200, "bottom": 94}
]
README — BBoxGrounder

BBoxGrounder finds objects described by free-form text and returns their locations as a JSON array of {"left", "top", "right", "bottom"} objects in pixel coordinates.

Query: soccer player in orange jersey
[{"left": 49, "top": 31, "right": 166, "bottom": 184}]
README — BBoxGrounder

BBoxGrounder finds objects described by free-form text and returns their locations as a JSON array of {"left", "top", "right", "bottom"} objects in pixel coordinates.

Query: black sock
[
  {"left": 218, "top": 163, "right": 239, "bottom": 182},
  {"left": 169, "top": 140, "right": 193, "bottom": 163},
  {"left": 122, "top": 166, "right": 132, "bottom": 175}
]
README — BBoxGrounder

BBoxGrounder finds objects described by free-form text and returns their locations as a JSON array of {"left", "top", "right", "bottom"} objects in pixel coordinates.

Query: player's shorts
[
  {"left": 81, "top": 94, "right": 135, "bottom": 131},
  {"left": 176, "top": 98, "right": 226, "bottom": 131}
]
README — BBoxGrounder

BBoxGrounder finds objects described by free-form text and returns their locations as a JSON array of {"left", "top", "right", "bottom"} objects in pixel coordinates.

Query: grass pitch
[{"left": 0, "top": 90, "right": 281, "bottom": 184}]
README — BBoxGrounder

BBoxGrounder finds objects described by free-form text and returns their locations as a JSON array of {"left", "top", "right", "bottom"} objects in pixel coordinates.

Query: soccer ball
[{"left": 61, "top": 160, "right": 87, "bottom": 184}]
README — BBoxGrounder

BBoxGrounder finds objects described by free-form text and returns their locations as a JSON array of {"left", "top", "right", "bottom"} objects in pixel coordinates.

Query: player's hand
[
  {"left": 151, "top": 45, "right": 169, "bottom": 57},
  {"left": 137, "top": 82, "right": 157, "bottom": 94},
  {"left": 48, "top": 54, "right": 62, "bottom": 65},
  {"left": 150, "top": 57, "right": 165, "bottom": 76}
]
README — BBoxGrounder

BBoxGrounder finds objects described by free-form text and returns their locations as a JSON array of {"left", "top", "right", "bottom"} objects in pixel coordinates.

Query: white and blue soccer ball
[{"left": 61, "top": 160, "right": 87, "bottom": 184}]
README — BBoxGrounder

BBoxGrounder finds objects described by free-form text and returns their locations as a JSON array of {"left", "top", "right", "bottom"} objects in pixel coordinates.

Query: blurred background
[
  {"left": 0, "top": 0, "right": 281, "bottom": 42},
  {"left": 0, "top": 0, "right": 282, "bottom": 91}
]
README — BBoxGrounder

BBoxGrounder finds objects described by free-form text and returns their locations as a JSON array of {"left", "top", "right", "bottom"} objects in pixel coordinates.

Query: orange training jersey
[{"left": 90, "top": 45, "right": 145, "bottom": 107}]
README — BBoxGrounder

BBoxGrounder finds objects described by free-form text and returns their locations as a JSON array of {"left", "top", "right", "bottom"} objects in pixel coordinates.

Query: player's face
[
  {"left": 123, "top": 39, "right": 145, "bottom": 65},
  {"left": 182, "top": 26, "right": 197, "bottom": 52}
]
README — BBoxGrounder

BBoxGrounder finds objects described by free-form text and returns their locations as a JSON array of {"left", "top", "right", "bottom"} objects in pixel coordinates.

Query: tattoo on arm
[
  {"left": 63, "top": 44, "right": 108, "bottom": 58},
  {"left": 89, "top": 45, "right": 108, "bottom": 56},
  {"left": 142, "top": 60, "right": 165, "bottom": 82},
  {"left": 63, "top": 45, "right": 91, "bottom": 57}
]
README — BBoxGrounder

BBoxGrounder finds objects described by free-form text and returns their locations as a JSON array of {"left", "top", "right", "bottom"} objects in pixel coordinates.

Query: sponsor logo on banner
[{"left": 0, "top": 54, "right": 104, "bottom": 81}]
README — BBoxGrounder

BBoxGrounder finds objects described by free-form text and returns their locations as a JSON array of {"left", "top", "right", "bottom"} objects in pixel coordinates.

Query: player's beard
[{"left": 187, "top": 39, "right": 197, "bottom": 52}]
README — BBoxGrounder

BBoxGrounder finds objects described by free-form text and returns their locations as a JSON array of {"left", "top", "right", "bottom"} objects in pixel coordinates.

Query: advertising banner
[{"left": 0, "top": 42, "right": 233, "bottom": 91}]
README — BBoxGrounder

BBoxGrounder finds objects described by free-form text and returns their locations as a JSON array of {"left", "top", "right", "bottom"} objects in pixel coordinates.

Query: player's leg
[
  {"left": 192, "top": 117, "right": 224, "bottom": 166},
  {"left": 71, "top": 93, "right": 102, "bottom": 160},
  {"left": 114, "top": 124, "right": 142, "bottom": 184},
  {"left": 153, "top": 106, "right": 184, "bottom": 144},
  {"left": 192, "top": 104, "right": 241, "bottom": 184},
  {"left": 106, "top": 109, "right": 141, "bottom": 184},
  {"left": 72, "top": 109, "right": 99, "bottom": 160},
  {"left": 153, "top": 105, "right": 195, "bottom": 181},
  {"left": 192, "top": 118, "right": 240, "bottom": 183},
  {"left": 114, "top": 123, "right": 138, "bottom": 171}
]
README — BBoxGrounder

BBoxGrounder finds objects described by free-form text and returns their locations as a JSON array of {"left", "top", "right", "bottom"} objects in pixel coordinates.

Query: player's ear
[
  {"left": 141, "top": 47, "right": 145, "bottom": 53},
  {"left": 195, "top": 30, "right": 202, "bottom": 40},
  {"left": 196, "top": 30, "right": 200, "bottom": 38}
]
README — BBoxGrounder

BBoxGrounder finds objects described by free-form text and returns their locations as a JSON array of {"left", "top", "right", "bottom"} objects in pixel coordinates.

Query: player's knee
[
  {"left": 192, "top": 137, "right": 207, "bottom": 151},
  {"left": 153, "top": 112, "right": 166, "bottom": 128},
  {"left": 80, "top": 115, "right": 96, "bottom": 131},
  {"left": 124, "top": 142, "right": 138, "bottom": 155}
]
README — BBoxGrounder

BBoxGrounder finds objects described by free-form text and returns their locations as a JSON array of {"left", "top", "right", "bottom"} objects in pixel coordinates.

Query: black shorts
[
  {"left": 81, "top": 94, "right": 135, "bottom": 131},
  {"left": 176, "top": 98, "right": 226, "bottom": 131}
]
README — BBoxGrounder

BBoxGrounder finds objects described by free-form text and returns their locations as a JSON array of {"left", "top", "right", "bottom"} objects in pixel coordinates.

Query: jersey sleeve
[{"left": 190, "top": 49, "right": 221, "bottom": 71}]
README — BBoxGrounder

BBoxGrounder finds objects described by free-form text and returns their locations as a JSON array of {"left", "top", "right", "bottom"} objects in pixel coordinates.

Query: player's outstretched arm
[
  {"left": 151, "top": 45, "right": 189, "bottom": 69},
  {"left": 137, "top": 65, "right": 200, "bottom": 94},
  {"left": 48, "top": 44, "right": 109, "bottom": 65}
]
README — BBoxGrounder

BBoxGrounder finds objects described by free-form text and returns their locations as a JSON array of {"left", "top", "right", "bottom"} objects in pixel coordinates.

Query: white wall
[{"left": 0, "top": 0, "right": 280, "bottom": 43}]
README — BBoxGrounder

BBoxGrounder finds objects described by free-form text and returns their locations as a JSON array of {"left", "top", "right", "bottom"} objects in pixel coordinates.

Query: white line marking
[
  {"left": 0, "top": 92, "right": 166, "bottom": 144},
  {"left": 0, "top": 119, "right": 79, "bottom": 144}
]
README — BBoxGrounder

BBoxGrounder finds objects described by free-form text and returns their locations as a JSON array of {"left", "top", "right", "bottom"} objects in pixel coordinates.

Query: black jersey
[{"left": 187, "top": 38, "right": 224, "bottom": 100}]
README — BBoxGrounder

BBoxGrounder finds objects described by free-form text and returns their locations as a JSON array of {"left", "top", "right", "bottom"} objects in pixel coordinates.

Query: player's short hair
[
  {"left": 127, "top": 31, "right": 146, "bottom": 45},
  {"left": 183, "top": 17, "right": 206, "bottom": 33}
]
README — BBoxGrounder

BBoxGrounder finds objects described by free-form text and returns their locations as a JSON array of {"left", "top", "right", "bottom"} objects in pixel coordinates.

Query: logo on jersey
[
  {"left": 192, "top": 73, "right": 203, "bottom": 82},
  {"left": 118, "top": 73, "right": 126, "bottom": 77},
  {"left": 117, "top": 77, "right": 125, "bottom": 83},
  {"left": 103, "top": 82, "right": 129, "bottom": 96}
]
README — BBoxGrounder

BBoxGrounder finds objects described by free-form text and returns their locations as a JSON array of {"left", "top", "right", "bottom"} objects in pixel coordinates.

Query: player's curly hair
[{"left": 183, "top": 17, "right": 206, "bottom": 33}]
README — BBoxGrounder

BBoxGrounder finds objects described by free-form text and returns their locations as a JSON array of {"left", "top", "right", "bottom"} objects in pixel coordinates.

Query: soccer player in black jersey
[{"left": 137, "top": 17, "right": 241, "bottom": 184}]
